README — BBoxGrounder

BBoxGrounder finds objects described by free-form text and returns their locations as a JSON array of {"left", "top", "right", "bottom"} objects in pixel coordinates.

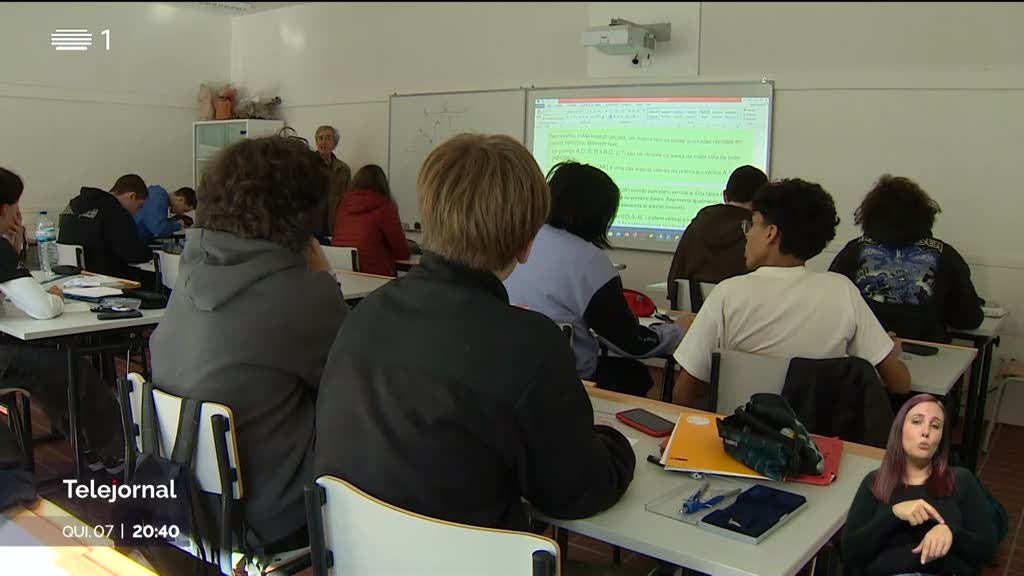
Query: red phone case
[{"left": 615, "top": 409, "right": 673, "bottom": 437}]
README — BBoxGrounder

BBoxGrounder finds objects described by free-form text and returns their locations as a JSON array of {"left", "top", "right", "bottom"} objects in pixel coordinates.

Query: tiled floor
[{"left": 8, "top": 374, "right": 1023, "bottom": 576}]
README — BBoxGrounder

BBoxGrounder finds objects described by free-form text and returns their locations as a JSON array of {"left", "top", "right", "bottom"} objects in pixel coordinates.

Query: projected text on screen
[{"left": 531, "top": 96, "right": 771, "bottom": 248}]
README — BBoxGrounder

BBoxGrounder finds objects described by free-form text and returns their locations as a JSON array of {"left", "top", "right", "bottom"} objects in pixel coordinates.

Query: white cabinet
[{"left": 193, "top": 119, "right": 284, "bottom": 188}]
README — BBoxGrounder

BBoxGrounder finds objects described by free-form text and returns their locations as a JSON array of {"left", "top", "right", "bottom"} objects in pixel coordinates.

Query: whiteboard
[{"left": 388, "top": 89, "right": 526, "bottom": 230}]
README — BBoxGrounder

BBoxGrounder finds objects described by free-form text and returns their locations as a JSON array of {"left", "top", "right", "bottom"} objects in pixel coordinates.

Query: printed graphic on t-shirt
[{"left": 854, "top": 239, "right": 941, "bottom": 306}]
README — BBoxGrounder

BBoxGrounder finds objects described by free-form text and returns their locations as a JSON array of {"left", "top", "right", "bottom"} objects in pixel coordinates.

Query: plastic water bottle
[{"left": 35, "top": 211, "right": 57, "bottom": 277}]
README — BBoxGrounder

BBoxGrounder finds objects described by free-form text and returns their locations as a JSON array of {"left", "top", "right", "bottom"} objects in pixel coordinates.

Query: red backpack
[{"left": 623, "top": 288, "right": 656, "bottom": 317}]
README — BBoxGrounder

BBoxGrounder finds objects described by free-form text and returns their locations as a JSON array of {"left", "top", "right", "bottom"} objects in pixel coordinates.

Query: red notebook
[{"left": 787, "top": 435, "right": 843, "bottom": 485}]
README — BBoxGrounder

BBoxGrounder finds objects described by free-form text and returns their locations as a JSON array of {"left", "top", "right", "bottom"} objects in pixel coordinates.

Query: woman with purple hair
[{"left": 842, "top": 394, "right": 997, "bottom": 575}]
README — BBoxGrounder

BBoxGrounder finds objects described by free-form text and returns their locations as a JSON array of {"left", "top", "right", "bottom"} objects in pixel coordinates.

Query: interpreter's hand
[
  {"left": 892, "top": 499, "right": 945, "bottom": 526},
  {"left": 47, "top": 285, "right": 64, "bottom": 299},
  {"left": 305, "top": 238, "right": 331, "bottom": 273},
  {"left": 675, "top": 313, "right": 697, "bottom": 330},
  {"left": 912, "top": 523, "right": 952, "bottom": 565}
]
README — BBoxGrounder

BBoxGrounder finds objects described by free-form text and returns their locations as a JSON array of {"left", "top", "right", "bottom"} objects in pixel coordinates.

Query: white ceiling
[{"left": 168, "top": 2, "right": 303, "bottom": 16}]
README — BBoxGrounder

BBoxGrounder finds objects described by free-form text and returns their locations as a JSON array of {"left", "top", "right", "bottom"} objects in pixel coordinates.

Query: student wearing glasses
[{"left": 671, "top": 178, "right": 911, "bottom": 406}]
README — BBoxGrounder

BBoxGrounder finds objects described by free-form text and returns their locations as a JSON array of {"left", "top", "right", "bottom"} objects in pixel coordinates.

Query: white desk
[
  {"left": 0, "top": 300, "right": 163, "bottom": 341},
  {"left": 949, "top": 312, "right": 1010, "bottom": 471},
  {"left": 534, "top": 389, "right": 882, "bottom": 576},
  {"left": 900, "top": 344, "right": 976, "bottom": 397},
  {"left": 952, "top": 314, "right": 1007, "bottom": 340},
  {"left": 1, "top": 274, "right": 164, "bottom": 478},
  {"left": 334, "top": 269, "right": 394, "bottom": 300}
]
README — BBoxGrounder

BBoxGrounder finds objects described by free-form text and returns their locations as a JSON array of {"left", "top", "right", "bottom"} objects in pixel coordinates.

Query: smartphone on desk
[
  {"left": 903, "top": 342, "right": 939, "bottom": 356},
  {"left": 616, "top": 408, "right": 675, "bottom": 437},
  {"left": 97, "top": 310, "right": 143, "bottom": 320}
]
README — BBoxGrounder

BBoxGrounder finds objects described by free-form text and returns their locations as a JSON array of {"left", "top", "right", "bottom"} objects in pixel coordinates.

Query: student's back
[
  {"left": 150, "top": 138, "right": 346, "bottom": 549},
  {"left": 315, "top": 134, "right": 634, "bottom": 531},
  {"left": 331, "top": 165, "right": 409, "bottom": 276},
  {"left": 58, "top": 176, "right": 152, "bottom": 278},
  {"left": 829, "top": 175, "right": 982, "bottom": 342},
  {"left": 504, "top": 162, "right": 682, "bottom": 397},
  {"left": 667, "top": 165, "right": 767, "bottom": 305}
]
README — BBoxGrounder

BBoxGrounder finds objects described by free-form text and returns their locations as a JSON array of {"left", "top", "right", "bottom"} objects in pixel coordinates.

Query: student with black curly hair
[
  {"left": 150, "top": 136, "right": 348, "bottom": 551},
  {"left": 830, "top": 175, "right": 983, "bottom": 343}
]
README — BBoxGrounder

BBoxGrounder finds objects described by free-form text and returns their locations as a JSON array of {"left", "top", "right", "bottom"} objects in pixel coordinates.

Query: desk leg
[
  {"left": 65, "top": 343, "right": 83, "bottom": 480},
  {"left": 660, "top": 357, "right": 676, "bottom": 403},
  {"left": 969, "top": 338, "right": 998, "bottom": 470},
  {"left": 554, "top": 527, "right": 569, "bottom": 574},
  {"left": 961, "top": 336, "right": 991, "bottom": 472}
]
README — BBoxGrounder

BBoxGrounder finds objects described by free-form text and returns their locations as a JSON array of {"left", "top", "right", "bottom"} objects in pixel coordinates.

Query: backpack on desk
[{"left": 716, "top": 393, "right": 824, "bottom": 481}]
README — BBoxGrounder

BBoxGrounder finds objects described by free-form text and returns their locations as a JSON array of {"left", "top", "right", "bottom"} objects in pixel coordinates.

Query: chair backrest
[
  {"left": 674, "top": 278, "right": 717, "bottom": 313},
  {"left": 55, "top": 243, "right": 84, "bottom": 268},
  {"left": 322, "top": 246, "right": 359, "bottom": 272},
  {"left": 122, "top": 373, "right": 243, "bottom": 499},
  {"left": 307, "top": 475, "right": 558, "bottom": 576},
  {"left": 710, "top": 350, "right": 791, "bottom": 415},
  {"left": 157, "top": 251, "right": 181, "bottom": 290}
]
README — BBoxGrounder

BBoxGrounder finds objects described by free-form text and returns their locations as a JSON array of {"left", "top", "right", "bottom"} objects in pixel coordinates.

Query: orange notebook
[{"left": 659, "top": 411, "right": 769, "bottom": 480}]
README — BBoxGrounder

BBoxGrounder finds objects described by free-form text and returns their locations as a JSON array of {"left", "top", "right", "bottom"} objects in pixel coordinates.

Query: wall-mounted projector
[{"left": 582, "top": 19, "right": 670, "bottom": 57}]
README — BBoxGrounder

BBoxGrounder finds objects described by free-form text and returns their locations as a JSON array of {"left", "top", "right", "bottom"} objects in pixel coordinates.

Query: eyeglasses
[{"left": 740, "top": 219, "right": 754, "bottom": 234}]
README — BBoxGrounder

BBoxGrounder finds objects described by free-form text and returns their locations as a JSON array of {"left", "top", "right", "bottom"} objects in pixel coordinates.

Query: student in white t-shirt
[{"left": 672, "top": 178, "right": 911, "bottom": 406}]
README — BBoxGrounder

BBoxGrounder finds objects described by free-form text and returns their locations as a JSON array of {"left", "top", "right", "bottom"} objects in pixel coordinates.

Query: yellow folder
[{"left": 659, "top": 410, "right": 769, "bottom": 480}]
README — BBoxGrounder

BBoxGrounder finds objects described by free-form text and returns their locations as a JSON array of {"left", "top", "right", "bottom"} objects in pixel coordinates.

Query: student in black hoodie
[
  {"left": 315, "top": 133, "right": 636, "bottom": 531},
  {"left": 830, "top": 175, "right": 983, "bottom": 342},
  {"left": 58, "top": 174, "right": 154, "bottom": 279},
  {"left": 667, "top": 165, "right": 767, "bottom": 308}
]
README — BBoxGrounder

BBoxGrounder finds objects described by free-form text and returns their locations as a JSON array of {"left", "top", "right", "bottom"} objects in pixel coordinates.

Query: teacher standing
[{"left": 314, "top": 125, "right": 352, "bottom": 240}]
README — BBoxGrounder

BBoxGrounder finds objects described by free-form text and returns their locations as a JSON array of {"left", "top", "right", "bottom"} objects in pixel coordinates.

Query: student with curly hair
[
  {"left": 843, "top": 393, "right": 998, "bottom": 575},
  {"left": 150, "top": 136, "right": 348, "bottom": 551},
  {"left": 830, "top": 175, "right": 983, "bottom": 342},
  {"left": 671, "top": 179, "right": 911, "bottom": 406}
]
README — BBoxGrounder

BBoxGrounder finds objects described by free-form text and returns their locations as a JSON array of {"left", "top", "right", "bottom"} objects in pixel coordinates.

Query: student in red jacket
[{"left": 331, "top": 164, "right": 410, "bottom": 276}]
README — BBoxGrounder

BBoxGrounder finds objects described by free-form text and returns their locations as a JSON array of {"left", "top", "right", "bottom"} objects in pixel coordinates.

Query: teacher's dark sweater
[{"left": 842, "top": 467, "right": 997, "bottom": 576}]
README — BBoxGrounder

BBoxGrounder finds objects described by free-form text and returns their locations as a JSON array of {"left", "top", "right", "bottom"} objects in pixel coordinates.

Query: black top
[
  {"left": 0, "top": 238, "right": 30, "bottom": 284},
  {"left": 829, "top": 236, "right": 983, "bottom": 342},
  {"left": 314, "top": 252, "right": 636, "bottom": 530},
  {"left": 667, "top": 204, "right": 750, "bottom": 306},
  {"left": 57, "top": 187, "right": 154, "bottom": 278},
  {"left": 842, "top": 467, "right": 997, "bottom": 576},
  {"left": 586, "top": 276, "right": 665, "bottom": 355}
]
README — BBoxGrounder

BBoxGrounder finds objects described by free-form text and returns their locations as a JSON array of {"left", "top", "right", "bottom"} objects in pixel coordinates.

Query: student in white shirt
[
  {"left": 672, "top": 178, "right": 911, "bottom": 406},
  {"left": 0, "top": 167, "right": 125, "bottom": 474}
]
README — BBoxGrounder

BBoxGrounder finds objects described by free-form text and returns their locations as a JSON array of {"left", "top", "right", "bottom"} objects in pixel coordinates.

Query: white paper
[{"left": 64, "top": 287, "right": 123, "bottom": 298}]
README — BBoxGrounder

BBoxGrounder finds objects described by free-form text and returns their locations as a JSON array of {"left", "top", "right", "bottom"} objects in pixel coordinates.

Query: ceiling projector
[{"left": 582, "top": 19, "right": 660, "bottom": 56}]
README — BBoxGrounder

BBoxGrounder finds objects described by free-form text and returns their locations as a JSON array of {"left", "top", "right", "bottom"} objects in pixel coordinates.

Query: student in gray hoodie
[{"left": 150, "top": 136, "right": 348, "bottom": 552}]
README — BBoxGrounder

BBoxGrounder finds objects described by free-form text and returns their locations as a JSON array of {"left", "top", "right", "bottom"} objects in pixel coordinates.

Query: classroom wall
[
  {"left": 0, "top": 2, "right": 231, "bottom": 231},
  {"left": 231, "top": 1, "right": 1024, "bottom": 424}
]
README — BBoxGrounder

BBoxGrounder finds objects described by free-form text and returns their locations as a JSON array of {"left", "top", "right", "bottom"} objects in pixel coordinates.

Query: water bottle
[{"left": 35, "top": 211, "right": 57, "bottom": 277}]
